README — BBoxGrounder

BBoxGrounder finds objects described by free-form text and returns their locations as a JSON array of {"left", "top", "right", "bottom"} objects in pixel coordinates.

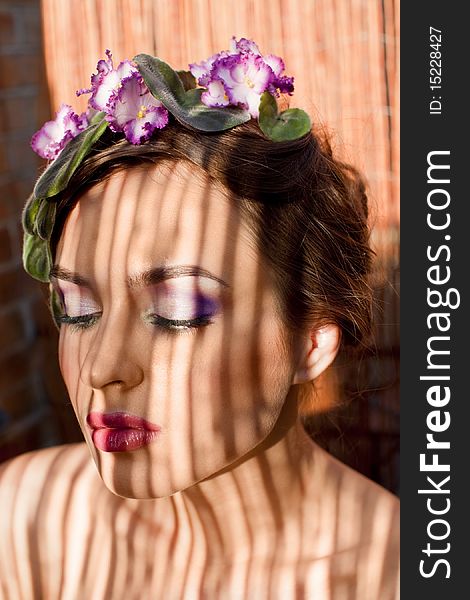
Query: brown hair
[{"left": 50, "top": 119, "right": 373, "bottom": 349}]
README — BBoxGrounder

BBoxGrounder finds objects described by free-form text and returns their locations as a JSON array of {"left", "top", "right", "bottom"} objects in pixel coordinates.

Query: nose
[{"left": 79, "top": 312, "right": 145, "bottom": 391}]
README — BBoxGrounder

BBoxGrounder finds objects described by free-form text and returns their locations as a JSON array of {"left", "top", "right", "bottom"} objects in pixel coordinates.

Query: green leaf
[
  {"left": 88, "top": 109, "right": 107, "bottom": 126},
  {"left": 33, "top": 113, "right": 108, "bottom": 200},
  {"left": 49, "top": 287, "right": 63, "bottom": 330},
  {"left": 182, "top": 87, "right": 204, "bottom": 104},
  {"left": 135, "top": 54, "right": 187, "bottom": 102},
  {"left": 22, "top": 232, "right": 52, "bottom": 283},
  {"left": 176, "top": 70, "right": 197, "bottom": 92},
  {"left": 258, "top": 92, "right": 311, "bottom": 142},
  {"left": 258, "top": 91, "right": 279, "bottom": 122},
  {"left": 22, "top": 194, "right": 42, "bottom": 236},
  {"left": 36, "top": 199, "right": 57, "bottom": 241},
  {"left": 134, "top": 53, "right": 250, "bottom": 132}
]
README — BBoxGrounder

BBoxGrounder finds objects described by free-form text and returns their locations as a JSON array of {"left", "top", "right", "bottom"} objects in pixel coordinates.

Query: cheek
[
  {"left": 57, "top": 331, "right": 82, "bottom": 406},
  {"left": 163, "top": 313, "right": 294, "bottom": 433},
  {"left": 143, "top": 325, "right": 294, "bottom": 485}
]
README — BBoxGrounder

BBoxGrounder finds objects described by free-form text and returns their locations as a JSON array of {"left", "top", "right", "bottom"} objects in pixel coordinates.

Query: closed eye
[
  {"left": 147, "top": 314, "right": 213, "bottom": 333},
  {"left": 55, "top": 313, "right": 101, "bottom": 332}
]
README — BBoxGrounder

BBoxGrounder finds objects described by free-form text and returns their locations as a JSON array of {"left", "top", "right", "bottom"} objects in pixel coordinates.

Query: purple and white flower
[
  {"left": 77, "top": 49, "right": 137, "bottom": 112},
  {"left": 31, "top": 104, "right": 88, "bottom": 160},
  {"left": 189, "top": 52, "right": 227, "bottom": 87},
  {"left": 228, "top": 36, "right": 262, "bottom": 56},
  {"left": 210, "top": 53, "right": 274, "bottom": 117},
  {"left": 106, "top": 72, "right": 169, "bottom": 144},
  {"left": 190, "top": 37, "right": 295, "bottom": 118},
  {"left": 263, "top": 54, "right": 294, "bottom": 95},
  {"left": 200, "top": 80, "right": 230, "bottom": 108}
]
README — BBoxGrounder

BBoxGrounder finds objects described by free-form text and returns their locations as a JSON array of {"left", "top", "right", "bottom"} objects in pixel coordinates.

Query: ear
[{"left": 292, "top": 324, "right": 341, "bottom": 385}]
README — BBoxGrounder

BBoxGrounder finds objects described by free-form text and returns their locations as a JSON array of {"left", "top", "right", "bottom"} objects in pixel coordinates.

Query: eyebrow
[
  {"left": 50, "top": 266, "right": 89, "bottom": 287},
  {"left": 49, "top": 265, "right": 229, "bottom": 289}
]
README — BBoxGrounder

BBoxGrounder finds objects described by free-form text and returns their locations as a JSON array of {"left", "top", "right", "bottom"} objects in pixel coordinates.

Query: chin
[
  {"left": 92, "top": 451, "right": 247, "bottom": 500},
  {"left": 87, "top": 424, "right": 277, "bottom": 500},
  {"left": 98, "top": 470, "right": 179, "bottom": 500}
]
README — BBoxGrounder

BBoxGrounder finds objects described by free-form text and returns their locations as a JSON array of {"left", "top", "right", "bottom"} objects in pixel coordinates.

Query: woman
[{"left": 0, "top": 40, "right": 399, "bottom": 599}]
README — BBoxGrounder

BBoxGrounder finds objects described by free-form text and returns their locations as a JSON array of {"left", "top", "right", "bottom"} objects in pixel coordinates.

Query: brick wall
[{"left": 0, "top": 0, "right": 81, "bottom": 462}]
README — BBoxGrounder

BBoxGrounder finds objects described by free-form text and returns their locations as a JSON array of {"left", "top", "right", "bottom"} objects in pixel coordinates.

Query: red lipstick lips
[{"left": 86, "top": 411, "right": 161, "bottom": 452}]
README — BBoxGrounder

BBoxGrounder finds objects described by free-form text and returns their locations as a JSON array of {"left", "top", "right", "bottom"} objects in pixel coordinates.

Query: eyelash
[
  {"left": 148, "top": 314, "right": 213, "bottom": 333},
  {"left": 56, "top": 313, "right": 213, "bottom": 334},
  {"left": 55, "top": 313, "right": 100, "bottom": 333}
]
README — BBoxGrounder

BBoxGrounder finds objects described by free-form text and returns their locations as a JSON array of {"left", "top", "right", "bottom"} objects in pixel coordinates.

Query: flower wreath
[{"left": 23, "top": 37, "right": 311, "bottom": 283}]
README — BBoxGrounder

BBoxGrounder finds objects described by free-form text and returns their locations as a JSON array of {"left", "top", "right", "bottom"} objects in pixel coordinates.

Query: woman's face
[{"left": 53, "top": 162, "right": 299, "bottom": 498}]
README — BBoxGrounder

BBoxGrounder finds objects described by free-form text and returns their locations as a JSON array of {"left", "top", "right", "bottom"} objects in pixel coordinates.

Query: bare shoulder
[
  {"left": 0, "top": 444, "right": 105, "bottom": 599},
  {"left": 0, "top": 442, "right": 98, "bottom": 524},
  {"left": 313, "top": 442, "right": 399, "bottom": 528},
  {"left": 309, "top": 446, "right": 400, "bottom": 600},
  {"left": 0, "top": 443, "right": 99, "bottom": 514},
  {"left": 0, "top": 444, "right": 88, "bottom": 470}
]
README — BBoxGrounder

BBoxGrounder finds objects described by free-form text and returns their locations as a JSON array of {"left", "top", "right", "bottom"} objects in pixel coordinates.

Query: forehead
[{"left": 56, "top": 161, "right": 259, "bottom": 286}]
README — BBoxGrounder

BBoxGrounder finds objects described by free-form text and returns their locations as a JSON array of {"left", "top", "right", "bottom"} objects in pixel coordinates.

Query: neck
[{"left": 164, "top": 416, "right": 318, "bottom": 564}]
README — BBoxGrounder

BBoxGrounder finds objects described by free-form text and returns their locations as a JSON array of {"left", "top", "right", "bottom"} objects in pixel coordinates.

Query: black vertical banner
[{"left": 401, "top": 3, "right": 468, "bottom": 598}]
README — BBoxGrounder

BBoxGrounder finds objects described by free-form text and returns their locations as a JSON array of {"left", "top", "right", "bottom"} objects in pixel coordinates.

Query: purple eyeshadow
[{"left": 195, "top": 293, "right": 220, "bottom": 318}]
